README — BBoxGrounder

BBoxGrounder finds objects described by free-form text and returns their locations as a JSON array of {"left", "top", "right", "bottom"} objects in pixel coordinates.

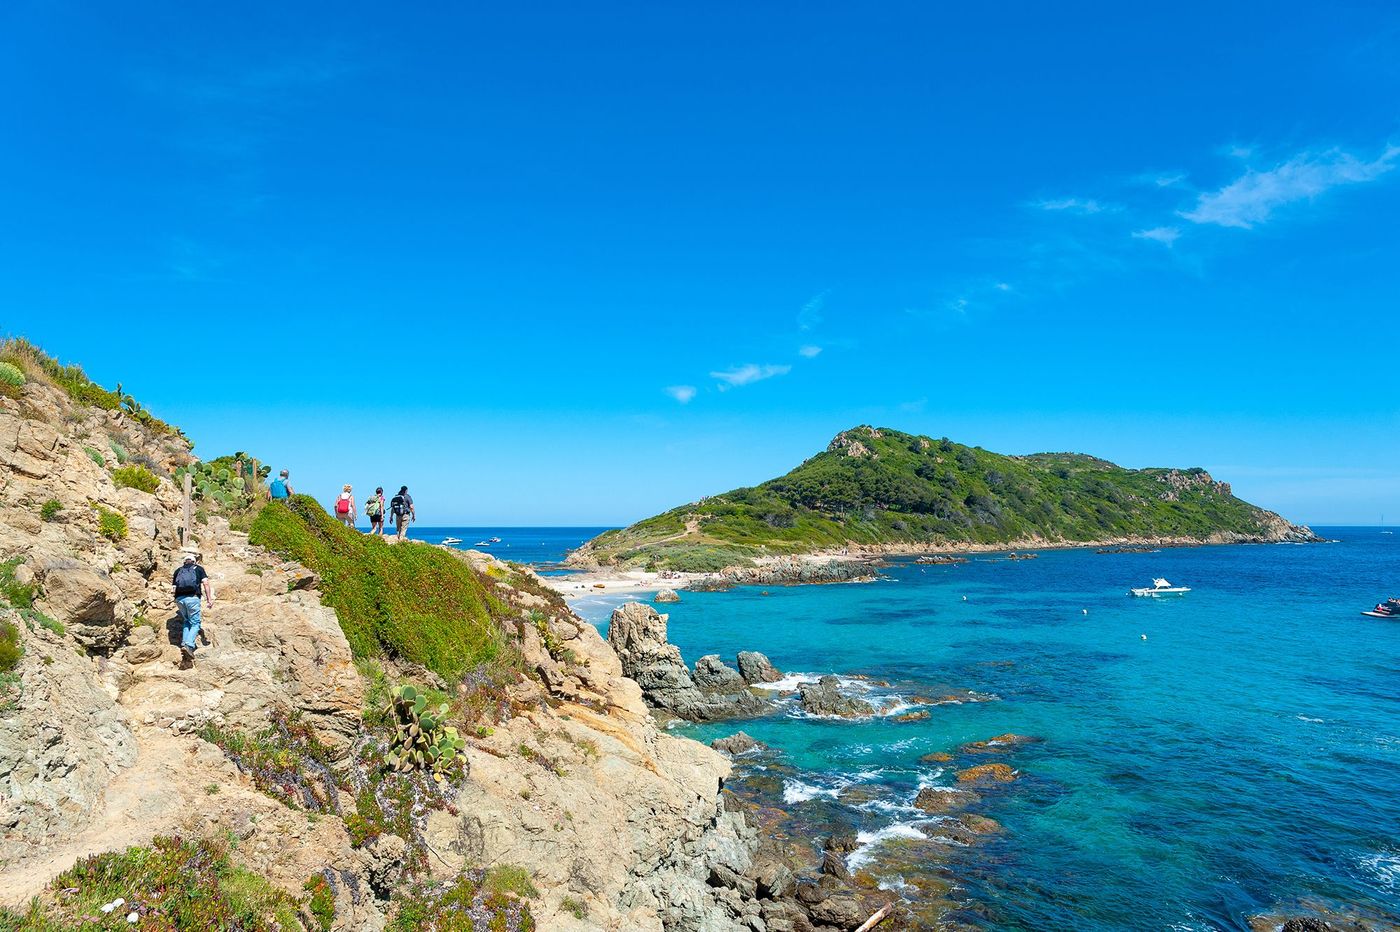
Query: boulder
[
  {"left": 736, "top": 651, "right": 782, "bottom": 684},
  {"left": 1281, "top": 920, "right": 1336, "bottom": 932},
  {"left": 912, "top": 787, "right": 978, "bottom": 814},
  {"left": 653, "top": 588, "right": 681, "bottom": 603},
  {"left": 710, "top": 732, "right": 766, "bottom": 756},
  {"left": 919, "top": 751, "right": 953, "bottom": 763},
  {"left": 958, "top": 733, "right": 1038, "bottom": 754},
  {"left": 798, "top": 676, "right": 873, "bottom": 718},
  {"left": 955, "top": 763, "right": 1018, "bottom": 784},
  {"left": 694, "top": 655, "right": 746, "bottom": 691},
  {"left": 34, "top": 558, "right": 133, "bottom": 651}
]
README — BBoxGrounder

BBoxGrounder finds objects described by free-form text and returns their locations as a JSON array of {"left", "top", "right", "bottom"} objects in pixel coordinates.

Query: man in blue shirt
[{"left": 172, "top": 549, "right": 213, "bottom": 669}]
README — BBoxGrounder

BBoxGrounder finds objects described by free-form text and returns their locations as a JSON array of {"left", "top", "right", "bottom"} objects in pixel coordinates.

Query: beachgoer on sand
[
  {"left": 270, "top": 469, "right": 293, "bottom": 501},
  {"left": 365, "top": 487, "right": 385, "bottom": 535},
  {"left": 390, "top": 486, "right": 415, "bottom": 540},
  {"left": 173, "top": 548, "right": 214, "bottom": 669},
  {"left": 335, "top": 483, "right": 357, "bottom": 528}
]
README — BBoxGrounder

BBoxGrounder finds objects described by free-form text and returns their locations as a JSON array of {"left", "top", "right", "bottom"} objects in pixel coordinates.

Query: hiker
[
  {"left": 270, "top": 469, "right": 293, "bottom": 501},
  {"left": 173, "top": 548, "right": 213, "bottom": 669},
  {"left": 390, "top": 485, "right": 415, "bottom": 540},
  {"left": 334, "top": 483, "right": 357, "bottom": 528},
  {"left": 365, "top": 486, "right": 386, "bottom": 535}
]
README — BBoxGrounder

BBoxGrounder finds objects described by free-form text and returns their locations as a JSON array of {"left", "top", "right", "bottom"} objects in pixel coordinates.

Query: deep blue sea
[
  {"left": 409, "top": 526, "right": 607, "bottom": 569},
  {"left": 556, "top": 528, "right": 1400, "bottom": 931}
]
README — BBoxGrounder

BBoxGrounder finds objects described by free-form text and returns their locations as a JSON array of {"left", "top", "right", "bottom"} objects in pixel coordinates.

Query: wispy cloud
[
  {"left": 665, "top": 385, "right": 697, "bottom": 404},
  {"left": 710, "top": 363, "right": 792, "bottom": 390},
  {"left": 1132, "top": 226, "right": 1181, "bottom": 246},
  {"left": 798, "top": 344, "right": 822, "bottom": 358},
  {"left": 798, "top": 292, "right": 826, "bottom": 331},
  {"left": 1180, "top": 145, "right": 1400, "bottom": 229},
  {"left": 1033, "top": 197, "right": 1110, "bottom": 215},
  {"left": 993, "top": 281, "right": 1012, "bottom": 292}
]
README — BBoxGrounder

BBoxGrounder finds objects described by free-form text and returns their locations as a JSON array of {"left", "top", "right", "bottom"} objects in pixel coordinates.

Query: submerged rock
[
  {"left": 736, "top": 650, "right": 783, "bottom": 684},
  {"left": 956, "top": 763, "right": 1018, "bottom": 784},
  {"left": 913, "top": 787, "right": 979, "bottom": 813},
  {"left": 958, "top": 733, "right": 1039, "bottom": 754},
  {"left": 798, "top": 676, "right": 874, "bottom": 718}
]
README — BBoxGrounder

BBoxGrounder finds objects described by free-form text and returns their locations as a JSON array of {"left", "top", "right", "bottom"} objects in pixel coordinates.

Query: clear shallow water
[{"left": 570, "top": 529, "right": 1400, "bottom": 930}]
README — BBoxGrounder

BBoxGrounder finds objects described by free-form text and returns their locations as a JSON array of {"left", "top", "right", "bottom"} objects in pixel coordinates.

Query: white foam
[
  {"left": 752, "top": 672, "right": 820, "bottom": 692},
  {"left": 1359, "top": 850, "right": 1400, "bottom": 889},
  {"left": 845, "top": 822, "right": 929, "bottom": 871},
  {"left": 782, "top": 779, "right": 843, "bottom": 804},
  {"left": 1296, "top": 714, "right": 1325, "bottom": 723}
]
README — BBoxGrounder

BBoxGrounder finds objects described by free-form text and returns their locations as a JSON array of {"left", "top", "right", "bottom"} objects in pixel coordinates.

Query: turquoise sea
[{"left": 559, "top": 529, "right": 1400, "bottom": 930}]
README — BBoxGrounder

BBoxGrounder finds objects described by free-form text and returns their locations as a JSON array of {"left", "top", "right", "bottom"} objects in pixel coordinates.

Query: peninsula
[{"left": 569, "top": 425, "right": 1316, "bottom": 574}]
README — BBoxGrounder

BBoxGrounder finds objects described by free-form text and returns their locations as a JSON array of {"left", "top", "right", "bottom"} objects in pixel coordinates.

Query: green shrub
[
  {"left": 83, "top": 445, "right": 105, "bottom": 468},
  {"left": 387, "top": 868, "right": 535, "bottom": 931},
  {"left": 39, "top": 499, "right": 61, "bottom": 521},
  {"left": 0, "top": 619, "right": 20, "bottom": 674},
  {"left": 249, "top": 495, "right": 515, "bottom": 682},
  {"left": 0, "top": 559, "right": 62, "bottom": 636},
  {"left": 483, "top": 864, "right": 539, "bottom": 900},
  {"left": 561, "top": 895, "right": 588, "bottom": 919},
  {"left": 108, "top": 439, "right": 128, "bottom": 464},
  {"left": 111, "top": 464, "right": 160, "bottom": 494},
  {"left": 5, "top": 835, "right": 304, "bottom": 930},
  {"left": 94, "top": 505, "right": 127, "bottom": 541},
  {"left": 199, "top": 715, "right": 341, "bottom": 814},
  {"left": 304, "top": 873, "right": 336, "bottom": 931},
  {"left": 0, "top": 361, "right": 25, "bottom": 398}
]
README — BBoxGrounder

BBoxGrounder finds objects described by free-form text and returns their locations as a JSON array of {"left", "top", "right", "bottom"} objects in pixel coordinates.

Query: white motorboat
[
  {"left": 474, "top": 540, "right": 490, "bottom": 547},
  {"left": 1129, "top": 577, "right": 1191, "bottom": 597},
  {"left": 441, "top": 537, "right": 462, "bottom": 545}
]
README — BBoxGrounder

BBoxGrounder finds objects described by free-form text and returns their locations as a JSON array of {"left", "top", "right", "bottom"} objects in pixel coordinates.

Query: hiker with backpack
[
  {"left": 365, "top": 486, "right": 386, "bottom": 535},
  {"left": 334, "top": 483, "right": 357, "bottom": 528},
  {"left": 270, "top": 469, "right": 294, "bottom": 501},
  {"left": 390, "top": 486, "right": 415, "bottom": 540},
  {"left": 173, "top": 548, "right": 213, "bottom": 669}
]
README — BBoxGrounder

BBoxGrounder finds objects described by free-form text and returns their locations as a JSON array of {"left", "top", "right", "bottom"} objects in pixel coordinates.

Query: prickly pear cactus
[{"left": 384, "top": 684, "right": 467, "bottom": 783}]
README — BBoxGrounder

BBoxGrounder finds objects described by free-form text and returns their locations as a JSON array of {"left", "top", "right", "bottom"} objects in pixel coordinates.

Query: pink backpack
[{"left": 336, "top": 493, "right": 351, "bottom": 514}]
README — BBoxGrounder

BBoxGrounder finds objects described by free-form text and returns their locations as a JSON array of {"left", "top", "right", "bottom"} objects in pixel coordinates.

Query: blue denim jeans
[{"left": 176, "top": 596, "right": 202, "bottom": 652}]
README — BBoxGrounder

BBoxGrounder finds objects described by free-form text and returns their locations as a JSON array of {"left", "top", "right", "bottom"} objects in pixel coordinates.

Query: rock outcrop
[
  {"left": 737, "top": 650, "right": 782, "bottom": 684},
  {"left": 607, "top": 601, "right": 767, "bottom": 721},
  {"left": 653, "top": 587, "right": 681, "bottom": 603},
  {"left": 798, "top": 675, "right": 875, "bottom": 718}
]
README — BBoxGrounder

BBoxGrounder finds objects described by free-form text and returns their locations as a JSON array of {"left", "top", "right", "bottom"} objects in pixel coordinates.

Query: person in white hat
[{"left": 172, "top": 548, "right": 213, "bottom": 669}]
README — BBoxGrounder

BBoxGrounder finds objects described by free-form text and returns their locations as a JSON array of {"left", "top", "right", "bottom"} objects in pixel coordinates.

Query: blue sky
[{"left": 2, "top": 2, "right": 1398, "bottom": 525}]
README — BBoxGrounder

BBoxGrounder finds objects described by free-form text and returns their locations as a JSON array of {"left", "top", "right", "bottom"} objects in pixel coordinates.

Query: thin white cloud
[
  {"left": 665, "top": 385, "right": 697, "bottom": 404},
  {"left": 1033, "top": 197, "right": 1109, "bottom": 214},
  {"left": 798, "top": 344, "right": 822, "bottom": 358},
  {"left": 1181, "top": 145, "right": 1400, "bottom": 229},
  {"left": 710, "top": 363, "right": 791, "bottom": 390},
  {"left": 1132, "top": 226, "right": 1181, "bottom": 246},
  {"left": 798, "top": 292, "right": 827, "bottom": 331},
  {"left": 994, "top": 281, "right": 1012, "bottom": 292}
]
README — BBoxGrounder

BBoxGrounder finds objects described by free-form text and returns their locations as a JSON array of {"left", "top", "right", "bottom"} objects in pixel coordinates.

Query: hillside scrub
[
  {"left": 248, "top": 495, "right": 517, "bottom": 682},
  {"left": 584, "top": 425, "right": 1310, "bottom": 569}
]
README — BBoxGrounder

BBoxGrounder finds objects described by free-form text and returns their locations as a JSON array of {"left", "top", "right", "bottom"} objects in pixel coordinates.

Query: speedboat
[
  {"left": 1129, "top": 578, "right": 1191, "bottom": 597},
  {"left": 1361, "top": 598, "right": 1400, "bottom": 619},
  {"left": 441, "top": 537, "right": 462, "bottom": 545},
  {"left": 474, "top": 540, "right": 490, "bottom": 547},
  {"left": 489, "top": 536, "right": 502, "bottom": 543}
]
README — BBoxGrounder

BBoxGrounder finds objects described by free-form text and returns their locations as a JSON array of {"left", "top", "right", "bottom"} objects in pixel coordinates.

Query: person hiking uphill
[
  {"left": 173, "top": 548, "right": 213, "bottom": 669},
  {"left": 269, "top": 469, "right": 294, "bottom": 501},
  {"left": 390, "top": 486, "right": 415, "bottom": 541},
  {"left": 365, "top": 487, "right": 386, "bottom": 535},
  {"left": 334, "top": 483, "right": 357, "bottom": 528}
]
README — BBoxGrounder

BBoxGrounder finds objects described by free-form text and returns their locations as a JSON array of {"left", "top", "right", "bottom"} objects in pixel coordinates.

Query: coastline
[{"left": 554, "top": 528, "right": 1323, "bottom": 596}]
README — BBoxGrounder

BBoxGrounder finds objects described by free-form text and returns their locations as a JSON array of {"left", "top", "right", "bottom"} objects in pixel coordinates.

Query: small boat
[
  {"left": 442, "top": 537, "right": 463, "bottom": 545},
  {"left": 474, "top": 540, "right": 490, "bottom": 547},
  {"left": 1129, "top": 578, "right": 1191, "bottom": 597},
  {"left": 489, "top": 536, "right": 502, "bottom": 543},
  {"left": 1361, "top": 598, "right": 1400, "bottom": 619}
]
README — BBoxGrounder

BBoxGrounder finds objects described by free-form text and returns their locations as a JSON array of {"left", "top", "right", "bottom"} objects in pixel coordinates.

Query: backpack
[
  {"left": 390, "top": 494, "right": 406, "bottom": 515},
  {"left": 174, "top": 564, "right": 200, "bottom": 592},
  {"left": 336, "top": 493, "right": 351, "bottom": 514},
  {"left": 270, "top": 478, "right": 288, "bottom": 498},
  {"left": 365, "top": 498, "right": 381, "bottom": 517}
]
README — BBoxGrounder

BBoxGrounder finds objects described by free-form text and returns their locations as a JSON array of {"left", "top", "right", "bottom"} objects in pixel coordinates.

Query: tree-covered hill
[{"left": 572, "top": 426, "right": 1315, "bottom": 572}]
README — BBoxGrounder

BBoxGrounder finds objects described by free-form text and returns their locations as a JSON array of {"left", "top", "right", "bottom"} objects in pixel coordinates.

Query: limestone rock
[
  {"left": 653, "top": 587, "right": 681, "bottom": 603},
  {"left": 912, "top": 787, "right": 979, "bottom": 813},
  {"left": 736, "top": 650, "right": 782, "bottom": 684},
  {"left": 956, "top": 763, "right": 1018, "bottom": 783},
  {"left": 711, "top": 732, "right": 766, "bottom": 756},
  {"left": 797, "top": 676, "right": 874, "bottom": 718}
]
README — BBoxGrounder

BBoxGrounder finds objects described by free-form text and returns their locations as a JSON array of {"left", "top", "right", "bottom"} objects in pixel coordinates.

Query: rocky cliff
[{"left": 0, "top": 354, "right": 895, "bottom": 930}]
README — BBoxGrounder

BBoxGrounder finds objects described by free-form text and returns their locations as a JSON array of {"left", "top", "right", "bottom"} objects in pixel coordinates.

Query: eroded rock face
[
  {"left": 608, "top": 602, "right": 767, "bottom": 721},
  {"left": 736, "top": 650, "right": 782, "bottom": 684},
  {"left": 35, "top": 558, "right": 134, "bottom": 651},
  {"left": 694, "top": 655, "right": 745, "bottom": 692},
  {"left": 711, "top": 732, "right": 766, "bottom": 756},
  {"left": 798, "top": 676, "right": 874, "bottom": 718}
]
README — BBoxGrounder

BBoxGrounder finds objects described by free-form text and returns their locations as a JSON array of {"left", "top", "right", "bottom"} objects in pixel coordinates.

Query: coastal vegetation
[
  {"left": 248, "top": 494, "right": 517, "bottom": 682},
  {"left": 580, "top": 425, "right": 1309, "bottom": 570}
]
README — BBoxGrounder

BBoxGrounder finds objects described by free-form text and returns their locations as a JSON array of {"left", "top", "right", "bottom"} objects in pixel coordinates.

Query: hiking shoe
[{"left": 179, "top": 646, "right": 194, "bottom": 670}]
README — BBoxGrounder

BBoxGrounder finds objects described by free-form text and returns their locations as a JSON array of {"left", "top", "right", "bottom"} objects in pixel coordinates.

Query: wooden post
[
  {"left": 251, "top": 458, "right": 262, "bottom": 499},
  {"left": 181, "top": 472, "right": 193, "bottom": 545}
]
